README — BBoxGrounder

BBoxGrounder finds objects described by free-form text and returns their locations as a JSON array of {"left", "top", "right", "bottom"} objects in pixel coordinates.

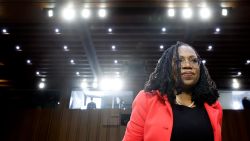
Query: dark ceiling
[{"left": 0, "top": 0, "right": 250, "bottom": 94}]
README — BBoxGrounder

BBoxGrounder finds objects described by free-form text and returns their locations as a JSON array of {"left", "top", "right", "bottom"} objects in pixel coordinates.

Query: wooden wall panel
[{"left": 2, "top": 109, "right": 250, "bottom": 141}]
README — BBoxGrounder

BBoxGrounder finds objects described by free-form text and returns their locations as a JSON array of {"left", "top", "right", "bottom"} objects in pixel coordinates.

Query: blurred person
[
  {"left": 242, "top": 96, "right": 250, "bottom": 109},
  {"left": 123, "top": 41, "right": 223, "bottom": 141},
  {"left": 87, "top": 97, "right": 96, "bottom": 109}
]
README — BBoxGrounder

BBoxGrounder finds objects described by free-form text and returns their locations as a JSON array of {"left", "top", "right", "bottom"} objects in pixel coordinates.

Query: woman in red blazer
[{"left": 123, "top": 41, "right": 223, "bottom": 141}]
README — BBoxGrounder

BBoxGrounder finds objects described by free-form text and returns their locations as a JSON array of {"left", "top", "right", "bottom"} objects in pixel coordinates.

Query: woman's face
[{"left": 177, "top": 45, "right": 200, "bottom": 89}]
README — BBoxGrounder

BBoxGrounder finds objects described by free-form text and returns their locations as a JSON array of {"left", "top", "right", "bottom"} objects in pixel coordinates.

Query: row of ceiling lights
[{"left": 46, "top": 3, "right": 229, "bottom": 21}]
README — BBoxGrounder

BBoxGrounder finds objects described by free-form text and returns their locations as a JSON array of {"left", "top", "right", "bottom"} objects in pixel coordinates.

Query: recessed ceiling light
[
  {"left": 108, "top": 28, "right": 112, "bottom": 33},
  {"left": 237, "top": 72, "right": 242, "bottom": 76},
  {"left": 76, "top": 71, "right": 80, "bottom": 76},
  {"left": 161, "top": 27, "right": 166, "bottom": 32},
  {"left": 199, "top": 7, "right": 212, "bottom": 20},
  {"left": 246, "top": 60, "right": 250, "bottom": 65},
  {"left": 182, "top": 8, "right": 193, "bottom": 19},
  {"left": 222, "top": 9, "right": 228, "bottom": 16},
  {"left": 81, "top": 8, "right": 91, "bottom": 19},
  {"left": 168, "top": 9, "right": 175, "bottom": 17},
  {"left": 41, "top": 78, "right": 46, "bottom": 82},
  {"left": 112, "top": 45, "right": 116, "bottom": 50},
  {"left": 36, "top": 71, "right": 40, "bottom": 75},
  {"left": 48, "top": 9, "right": 53, "bottom": 17},
  {"left": 2, "top": 28, "right": 9, "bottom": 34},
  {"left": 55, "top": 28, "right": 60, "bottom": 34},
  {"left": 160, "top": 45, "right": 164, "bottom": 49},
  {"left": 63, "top": 45, "right": 69, "bottom": 51},
  {"left": 207, "top": 45, "right": 213, "bottom": 51},
  {"left": 70, "top": 59, "right": 75, "bottom": 64},
  {"left": 62, "top": 4, "right": 76, "bottom": 21},
  {"left": 27, "top": 59, "right": 32, "bottom": 64},
  {"left": 38, "top": 82, "right": 46, "bottom": 89},
  {"left": 98, "top": 9, "right": 107, "bottom": 18},
  {"left": 114, "top": 60, "right": 118, "bottom": 64},
  {"left": 202, "top": 60, "right": 206, "bottom": 64},
  {"left": 215, "top": 27, "right": 220, "bottom": 33}
]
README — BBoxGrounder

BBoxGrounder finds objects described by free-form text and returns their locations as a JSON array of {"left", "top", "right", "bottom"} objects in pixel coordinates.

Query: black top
[{"left": 170, "top": 104, "right": 214, "bottom": 141}]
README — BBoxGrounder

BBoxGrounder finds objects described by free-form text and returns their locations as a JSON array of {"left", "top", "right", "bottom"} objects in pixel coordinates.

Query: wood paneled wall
[{"left": 2, "top": 109, "right": 250, "bottom": 141}]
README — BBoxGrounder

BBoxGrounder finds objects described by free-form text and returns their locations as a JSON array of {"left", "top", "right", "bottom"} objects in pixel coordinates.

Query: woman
[{"left": 123, "top": 42, "right": 223, "bottom": 141}]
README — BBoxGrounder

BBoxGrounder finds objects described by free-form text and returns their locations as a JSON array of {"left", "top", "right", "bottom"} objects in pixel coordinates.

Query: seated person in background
[
  {"left": 242, "top": 97, "right": 250, "bottom": 109},
  {"left": 87, "top": 97, "right": 96, "bottom": 109}
]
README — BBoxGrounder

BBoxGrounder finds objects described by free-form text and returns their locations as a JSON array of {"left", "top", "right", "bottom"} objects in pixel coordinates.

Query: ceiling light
[
  {"left": 55, "top": 28, "right": 60, "bottom": 34},
  {"left": 237, "top": 72, "right": 242, "bottom": 76},
  {"left": 246, "top": 60, "right": 250, "bottom": 65},
  {"left": 162, "top": 27, "right": 166, "bottom": 32},
  {"left": 76, "top": 71, "right": 80, "bottom": 76},
  {"left": 199, "top": 7, "right": 211, "bottom": 20},
  {"left": 112, "top": 45, "right": 116, "bottom": 50},
  {"left": 36, "top": 71, "right": 40, "bottom": 75},
  {"left": 98, "top": 9, "right": 107, "bottom": 18},
  {"left": 202, "top": 60, "right": 206, "bottom": 64},
  {"left": 114, "top": 60, "right": 118, "bottom": 64},
  {"left": 62, "top": 4, "right": 76, "bottom": 21},
  {"left": 38, "top": 82, "right": 46, "bottom": 89},
  {"left": 2, "top": 28, "right": 9, "bottom": 34},
  {"left": 63, "top": 45, "right": 69, "bottom": 51},
  {"left": 160, "top": 45, "right": 164, "bottom": 49},
  {"left": 222, "top": 9, "right": 228, "bottom": 16},
  {"left": 168, "top": 9, "right": 175, "bottom": 17},
  {"left": 48, "top": 9, "right": 53, "bottom": 17},
  {"left": 26, "top": 59, "right": 32, "bottom": 64},
  {"left": 207, "top": 45, "right": 213, "bottom": 51},
  {"left": 41, "top": 78, "right": 46, "bottom": 82},
  {"left": 182, "top": 8, "right": 193, "bottom": 19},
  {"left": 232, "top": 80, "right": 240, "bottom": 89},
  {"left": 16, "top": 45, "right": 22, "bottom": 51},
  {"left": 108, "top": 28, "right": 112, "bottom": 32},
  {"left": 81, "top": 8, "right": 91, "bottom": 19},
  {"left": 215, "top": 27, "right": 220, "bottom": 32},
  {"left": 70, "top": 59, "right": 75, "bottom": 64}
]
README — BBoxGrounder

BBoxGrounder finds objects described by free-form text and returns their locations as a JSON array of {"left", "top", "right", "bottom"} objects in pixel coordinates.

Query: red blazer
[{"left": 123, "top": 90, "right": 223, "bottom": 141}]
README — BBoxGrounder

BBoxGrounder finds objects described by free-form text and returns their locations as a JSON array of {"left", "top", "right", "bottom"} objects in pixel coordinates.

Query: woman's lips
[{"left": 181, "top": 72, "right": 195, "bottom": 79}]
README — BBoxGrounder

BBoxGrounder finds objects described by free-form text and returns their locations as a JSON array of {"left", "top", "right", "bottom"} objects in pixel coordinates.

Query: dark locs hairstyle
[{"left": 144, "top": 41, "right": 219, "bottom": 106}]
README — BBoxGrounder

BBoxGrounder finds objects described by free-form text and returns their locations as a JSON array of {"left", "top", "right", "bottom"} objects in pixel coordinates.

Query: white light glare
[
  {"left": 202, "top": 60, "right": 206, "bottom": 64},
  {"left": 2, "top": 28, "right": 9, "bottom": 34},
  {"left": 81, "top": 9, "right": 91, "bottom": 19},
  {"left": 222, "top": 9, "right": 228, "bottom": 16},
  {"left": 232, "top": 101, "right": 241, "bottom": 109},
  {"left": 237, "top": 72, "right": 242, "bottom": 76},
  {"left": 48, "top": 9, "right": 53, "bottom": 17},
  {"left": 246, "top": 60, "right": 250, "bottom": 64},
  {"left": 55, "top": 28, "right": 60, "bottom": 33},
  {"left": 207, "top": 45, "right": 213, "bottom": 51},
  {"left": 36, "top": 71, "right": 40, "bottom": 75},
  {"left": 16, "top": 45, "right": 21, "bottom": 51},
  {"left": 168, "top": 9, "right": 175, "bottom": 17},
  {"left": 232, "top": 79, "right": 240, "bottom": 89},
  {"left": 114, "top": 60, "right": 118, "bottom": 64},
  {"left": 63, "top": 45, "right": 69, "bottom": 51},
  {"left": 41, "top": 78, "right": 46, "bottom": 82},
  {"left": 182, "top": 8, "right": 193, "bottom": 19},
  {"left": 70, "top": 59, "right": 75, "bottom": 64},
  {"left": 81, "top": 79, "right": 88, "bottom": 89},
  {"left": 38, "top": 82, "right": 46, "bottom": 89},
  {"left": 108, "top": 28, "right": 112, "bottom": 32},
  {"left": 162, "top": 27, "right": 166, "bottom": 32},
  {"left": 98, "top": 9, "right": 107, "bottom": 18},
  {"left": 199, "top": 7, "right": 211, "bottom": 20},
  {"left": 62, "top": 4, "right": 76, "bottom": 21},
  {"left": 100, "top": 78, "right": 123, "bottom": 90},
  {"left": 160, "top": 45, "right": 164, "bottom": 49},
  {"left": 215, "top": 27, "right": 220, "bottom": 32},
  {"left": 76, "top": 71, "right": 80, "bottom": 76},
  {"left": 112, "top": 45, "right": 116, "bottom": 50},
  {"left": 27, "top": 59, "right": 31, "bottom": 64}
]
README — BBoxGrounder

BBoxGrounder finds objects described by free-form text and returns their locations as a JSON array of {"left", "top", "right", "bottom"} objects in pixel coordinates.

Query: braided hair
[{"left": 144, "top": 41, "right": 219, "bottom": 106}]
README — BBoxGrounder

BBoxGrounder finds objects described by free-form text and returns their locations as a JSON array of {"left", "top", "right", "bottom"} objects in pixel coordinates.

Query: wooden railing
[{"left": 2, "top": 109, "right": 250, "bottom": 141}]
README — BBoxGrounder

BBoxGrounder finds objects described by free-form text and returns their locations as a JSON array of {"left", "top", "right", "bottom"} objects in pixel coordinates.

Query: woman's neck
[{"left": 175, "top": 92, "right": 194, "bottom": 107}]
